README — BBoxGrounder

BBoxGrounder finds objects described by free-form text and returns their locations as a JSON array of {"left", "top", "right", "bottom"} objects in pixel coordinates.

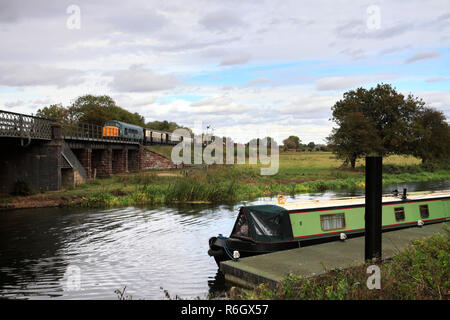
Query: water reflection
[{"left": 0, "top": 180, "right": 448, "bottom": 299}]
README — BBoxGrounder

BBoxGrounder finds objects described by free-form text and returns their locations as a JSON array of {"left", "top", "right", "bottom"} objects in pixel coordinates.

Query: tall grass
[{"left": 70, "top": 152, "right": 450, "bottom": 208}]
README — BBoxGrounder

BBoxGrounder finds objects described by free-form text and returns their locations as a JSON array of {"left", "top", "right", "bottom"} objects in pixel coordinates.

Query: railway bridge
[{"left": 0, "top": 110, "right": 177, "bottom": 194}]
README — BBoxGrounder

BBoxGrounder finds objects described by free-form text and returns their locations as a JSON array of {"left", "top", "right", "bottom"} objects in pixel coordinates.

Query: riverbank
[
  {"left": 234, "top": 225, "right": 450, "bottom": 300},
  {"left": 1, "top": 152, "right": 450, "bottom": 209}
]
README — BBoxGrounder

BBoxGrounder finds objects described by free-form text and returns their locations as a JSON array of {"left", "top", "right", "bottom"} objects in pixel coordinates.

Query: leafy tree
[
  {"left": 282, "top": 135, "right": 301, "bottom": 151},
  {"left": 328, "top": 83, "right": 426, "bottom": 167},
  {"left": 146, "top": 120, "right": 192, "bottom": 133},
  {"left": 330, "top": 84, "right": 423, "bottom": 157},
  {"left": 307, "top": 142, "right": 315, "bottom": 151},
  {"left": 36, "top": 104, "right": 69, "bottom": 123},
  {"left": 409, "top": 107, "right": 450, "bottom": 164},
  {"left": 327, "top": 111, "right": 380, "bottom": 168},
  {"left": 68, "top": 95, "right": 145, "bottom": 126}
]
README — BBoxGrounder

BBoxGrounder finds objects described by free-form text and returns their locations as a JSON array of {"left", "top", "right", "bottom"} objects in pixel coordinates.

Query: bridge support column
[
  {"left": 78, "top": 148, "right": 92, "bottom": 179},
  {"left": 112, "top": 148, "right": 128, "bottom": 174},
  {"left": 92, "top": 148, "right": 112, "bottom": 178},
  {"left": 128, "top": 148, "right": 139, "bottom": 172},
  {"left": 0, "top": 126, "right": 62, "bottom": 194}
]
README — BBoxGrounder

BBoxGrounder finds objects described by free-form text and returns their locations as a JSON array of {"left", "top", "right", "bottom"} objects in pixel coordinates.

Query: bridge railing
[
  {"left": 62, "top": 122, "right": 141, "bottom": 143},
  {"left": 0, "top": 110, "right": 174, "bottom": 145},
  {"left": 0, "top": 110, "right": 53, "bottom": 140}
]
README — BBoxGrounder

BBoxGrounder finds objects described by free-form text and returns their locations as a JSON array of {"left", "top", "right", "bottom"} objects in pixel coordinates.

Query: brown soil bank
[{"left": 0, "top": 193, "right": 84, "bottom": 210}]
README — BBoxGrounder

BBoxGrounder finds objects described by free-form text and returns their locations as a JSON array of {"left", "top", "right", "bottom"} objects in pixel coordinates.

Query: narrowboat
[{"left": 208, "top": 190, "right": 450, "bottom": 265}]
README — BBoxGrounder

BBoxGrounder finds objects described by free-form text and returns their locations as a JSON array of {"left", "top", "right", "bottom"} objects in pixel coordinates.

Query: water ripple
[{"left": 1, "top": 180, "right": 448, "bottom": 299}]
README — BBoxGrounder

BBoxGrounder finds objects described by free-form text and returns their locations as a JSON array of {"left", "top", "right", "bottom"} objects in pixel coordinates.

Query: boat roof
[{"left": 271, "top": 190, "right": 450, "bottom": 211}]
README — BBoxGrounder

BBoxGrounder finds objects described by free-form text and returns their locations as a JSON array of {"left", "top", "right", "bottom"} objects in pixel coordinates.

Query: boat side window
[
  {"left": 320, "top": 213, "right": 345, "bottom": 231},
  {"left": 394, "top": 207, "right": 405, "bottom": 221},
  {"left": 232, "top": 211, "right": 250, "bottom": 238},
  {"left": 419, "top": 205, "right": 429, "bottom": 219}
]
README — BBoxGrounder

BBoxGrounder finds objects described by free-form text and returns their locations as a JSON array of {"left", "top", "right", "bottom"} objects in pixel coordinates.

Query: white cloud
[
  {"left": 219, "top": 54, "right": 251, "bottom": 66},
  {"left": 405, "top": 51, "right": 441, "bottom": 64},
  {"left": 190, "top": 96, "right": 252, "bottom": 114},
  {"left": 315, "top": 74, "right": 395, "bottom": 91},
  {"left": 198, "top": 10, "right": 246, "bottom": 32},
  {"left": 0, "top": 64, "right": 85, "bottom": 88},
  {"left": 245, "top": 78, "right": 271, "bottom": 87},
  {"left": 0, "top": 0, "right": 448, "bottom": 143},
  {"left": 425, "top": 77, "right": 449, "bottom": 83},
  {"left": 277, "top": 94, "right": 338, "bottom": 119},
  {"left": 105, "top": 66, "right": 180, "bottom": 92}
]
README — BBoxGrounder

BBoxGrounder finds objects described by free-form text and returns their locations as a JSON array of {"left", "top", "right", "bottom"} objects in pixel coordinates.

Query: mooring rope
[{"left": 217, "top": 234, "right": 238, "bottom": 261}]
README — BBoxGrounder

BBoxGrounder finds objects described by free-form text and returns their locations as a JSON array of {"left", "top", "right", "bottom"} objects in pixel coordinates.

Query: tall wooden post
[{"left": 365, "top": 156, "right": 382, "bottom": 262}]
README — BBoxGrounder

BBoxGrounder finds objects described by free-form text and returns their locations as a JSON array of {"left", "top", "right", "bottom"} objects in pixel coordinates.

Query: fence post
[{"left": 365, "top": 156, "right": 382, "bottom": 262}]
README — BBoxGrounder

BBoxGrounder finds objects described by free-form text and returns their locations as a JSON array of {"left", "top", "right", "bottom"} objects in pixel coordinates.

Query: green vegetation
[
  {"left": 146, "top": 120, "right": 193, "bottom": 134},
  {"left": 2, "top": 151, "right": 449, "bottom": 209},
  {"left": 71, "top": 152, "right": 450, "bottom": 208},
  {"left": 282, "top": 136, "right": 301, "bottom": 151},
  {"left": 327, "top": 84, "right": 450, "bottom": 168},
  {"left": 239, "top": 226, "right": 450, "bottom": 300}
]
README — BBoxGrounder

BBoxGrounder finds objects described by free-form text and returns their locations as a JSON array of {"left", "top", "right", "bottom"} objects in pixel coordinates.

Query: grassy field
[
  {"left": 1, "top": 151, "right": 449, "bottom": 209},
  {"left": 236, "top": 226, "right": 450, "bottom": 300}
]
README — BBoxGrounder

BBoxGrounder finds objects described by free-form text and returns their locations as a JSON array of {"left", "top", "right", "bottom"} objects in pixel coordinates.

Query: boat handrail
[{"left": 272, "top": 189, "right": 450, "bottom": 207}]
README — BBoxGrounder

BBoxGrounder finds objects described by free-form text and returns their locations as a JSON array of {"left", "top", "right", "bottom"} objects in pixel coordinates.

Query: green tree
[
  {"left": 146, "top": 120, "right": 193, "bottom": 134},
  {"left": 328, "top": 83, "right": 426, "bottom": 166},
  {"left": 36, "top": 104, "right": 69, "bottom": 123},
  {"left": 327, "top": 111, "right": 380, "bottom": 168},
  {"left": 68, "top": 95, "right": 145, "bottom": 126},
  {"left": 282, "top": 136, "right": 301, "bottom": 151},
  {"left": 307, "top": 142, "right": 315, "bottom": 151},
  {"left": 410, "top": 107, "right": 450, "bottom": 164},
  {"left": 330, "top": 84, "right": 423, "bottom": 156}
]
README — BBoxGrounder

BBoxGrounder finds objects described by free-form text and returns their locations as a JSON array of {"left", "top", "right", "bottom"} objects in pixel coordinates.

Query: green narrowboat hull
[
  {"left": 208, "top": 191, "right": 450, "bottom": 265},
  {"left": 288, "top": 194, "right": 449, "bottom": 241}
]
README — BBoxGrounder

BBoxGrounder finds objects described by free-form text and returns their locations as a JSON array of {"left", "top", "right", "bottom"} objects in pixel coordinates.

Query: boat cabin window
[
  {"left": 419, "top": 205, "right": 429, "bottom": 219},
  {"left": 231, "top": 211, "right": 250, "bottom": 238},
  {"left": 394, "top": 207, "right": 405, "bottom": 221},
  {"left": 320, "top": 213, "right": 345, "bottom": 231},
  {"left": 231, "top": 205, "right": 294, "bottom": 243}
]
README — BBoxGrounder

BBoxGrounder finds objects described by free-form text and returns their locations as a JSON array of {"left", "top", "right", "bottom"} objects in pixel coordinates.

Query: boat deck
[
  {"left": 220, "top": 221, "right": 449, "bottom": 288},
  {"left": 272, "top": 190, "right": 450, "bottom": 211}
]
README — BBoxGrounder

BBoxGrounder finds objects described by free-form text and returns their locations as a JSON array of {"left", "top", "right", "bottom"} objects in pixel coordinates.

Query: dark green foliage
[
  {"left": 146, "top": 120, "right": 192, "bottom": 134},
  {"left": 328, "top": 83, "right": 449, "bottom": 167},
  {"left": 36, "top": 104, "right": 69, "bottom": 122},
  {"left": 282, "top": 136, "right": 301, "bottom": 151},
  {"left": 69, "top": 95, "right": 145, "bottom": 126},
  {"left": 409, "top": 107, "right": 450, "bottom": 164},
  {"left": 327, "top": 111, "right": 379, "bottom": 168}
]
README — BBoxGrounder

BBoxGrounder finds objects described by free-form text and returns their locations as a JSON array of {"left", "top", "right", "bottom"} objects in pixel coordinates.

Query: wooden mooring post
[{"left": 365, "top": 156, "right": 382, "bottom": 262}]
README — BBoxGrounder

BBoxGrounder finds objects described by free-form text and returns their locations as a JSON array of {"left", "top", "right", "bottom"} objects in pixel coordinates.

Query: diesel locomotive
[{"left": 102, "top": 120, "right": 183, "bottom": 145}]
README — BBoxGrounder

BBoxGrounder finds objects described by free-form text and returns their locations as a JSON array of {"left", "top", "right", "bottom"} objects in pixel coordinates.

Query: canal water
[{"left": 0, "top": 180, "right": 449, "bottom": 300}]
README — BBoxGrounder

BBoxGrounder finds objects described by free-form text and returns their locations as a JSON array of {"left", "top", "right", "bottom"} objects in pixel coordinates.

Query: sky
[{"left": 0, "top": 0, "right": 449, "bottom": 144}]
